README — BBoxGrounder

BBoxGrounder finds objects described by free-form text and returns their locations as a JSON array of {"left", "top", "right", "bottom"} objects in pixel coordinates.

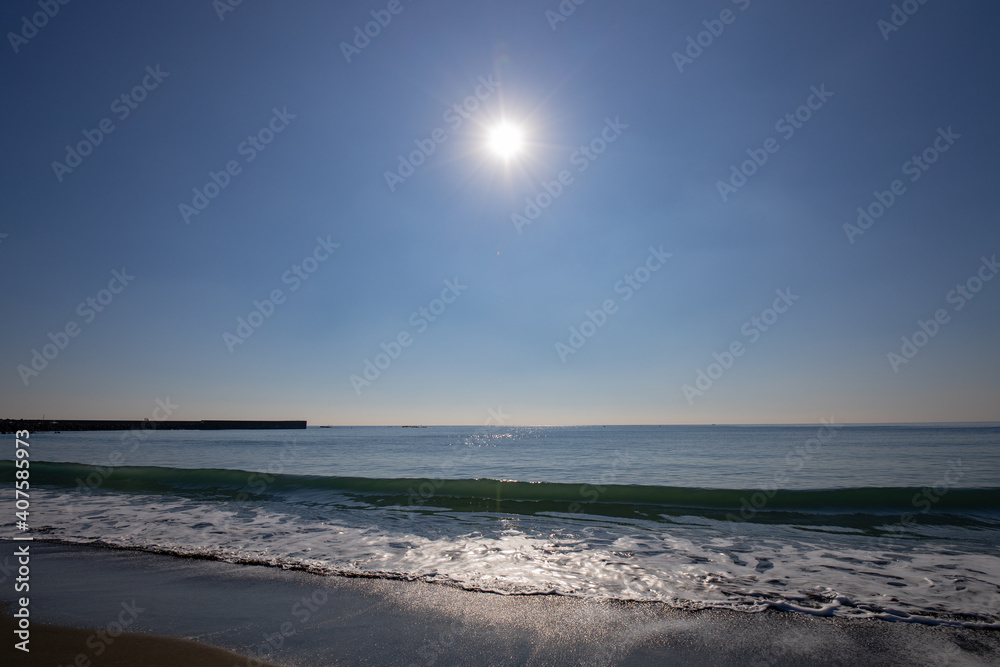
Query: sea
[{"left": 5, "top": 423, "right": 1000, "bottom": 628}]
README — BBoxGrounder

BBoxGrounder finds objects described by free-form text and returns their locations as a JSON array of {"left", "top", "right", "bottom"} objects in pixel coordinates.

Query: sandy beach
[
  {"left": 3, "top": 540, "right": 999, "bottom": 666},
  {"left": 1, "top": 614, "right": 283, "bottom": 667}
]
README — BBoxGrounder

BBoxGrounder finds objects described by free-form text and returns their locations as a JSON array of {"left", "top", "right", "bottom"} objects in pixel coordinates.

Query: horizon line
[{"left": 6, "top": 418, "right": 998, "bottom": 428}]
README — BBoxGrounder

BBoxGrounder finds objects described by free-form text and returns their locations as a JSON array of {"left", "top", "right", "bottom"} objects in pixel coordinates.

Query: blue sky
[{"left": 2, "top": 0, "right": 998, "bottom": 425}]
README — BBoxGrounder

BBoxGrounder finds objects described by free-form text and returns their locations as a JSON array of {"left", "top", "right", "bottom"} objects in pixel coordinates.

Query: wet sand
[
  {"left": 2, "top": 541, "right": 998, "bottom": 666},
  {"left": 1, "top": 614, "right": 283, "bottom": 666}
]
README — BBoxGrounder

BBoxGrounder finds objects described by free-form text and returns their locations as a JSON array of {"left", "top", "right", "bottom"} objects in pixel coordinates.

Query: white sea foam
[{"left": 18, "top": 488, "right": 1000, "bottom": 628}]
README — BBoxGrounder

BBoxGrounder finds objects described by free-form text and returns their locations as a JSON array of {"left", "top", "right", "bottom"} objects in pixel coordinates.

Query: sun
[{"left": 488, "top": 123, "right": 523, "bottom": 159}]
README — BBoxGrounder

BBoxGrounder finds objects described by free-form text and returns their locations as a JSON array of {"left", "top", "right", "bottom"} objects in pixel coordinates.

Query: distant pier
[{"left": 0, "top": 419, "right": 307, "bottom": 433}]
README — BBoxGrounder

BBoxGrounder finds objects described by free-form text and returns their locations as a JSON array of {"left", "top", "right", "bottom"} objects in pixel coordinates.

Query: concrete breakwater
[{"left": 1, "top": 419, "right": 306, "bottom": 433}]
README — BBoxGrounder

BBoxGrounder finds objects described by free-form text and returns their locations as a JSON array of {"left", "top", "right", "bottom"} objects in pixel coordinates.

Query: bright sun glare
[{"left": 488, "top": 124, "right": 523, "bottom": 158}]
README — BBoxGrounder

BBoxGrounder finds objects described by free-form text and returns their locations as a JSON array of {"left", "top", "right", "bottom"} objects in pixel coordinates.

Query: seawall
[{"left": 0, "top": 419, "right": 307, "bottom": 433}]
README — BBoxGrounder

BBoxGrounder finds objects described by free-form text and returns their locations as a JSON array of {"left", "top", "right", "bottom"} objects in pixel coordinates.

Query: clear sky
[{"left": 2, "top": 0, "right": 998, "bottom": 425}]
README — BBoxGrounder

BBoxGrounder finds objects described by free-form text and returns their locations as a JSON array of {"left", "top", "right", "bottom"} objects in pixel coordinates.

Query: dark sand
[
  {"left": 1, "top": 540, "right": 998, "bottom": 666},
  {"left": 1, "top": 614, "right": 282, "bottom": 666}
]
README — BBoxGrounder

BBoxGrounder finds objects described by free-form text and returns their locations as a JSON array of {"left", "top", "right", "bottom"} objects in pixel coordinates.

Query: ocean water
[{"left": 6, "top": 424, "right": 1000, "bottom": 628}]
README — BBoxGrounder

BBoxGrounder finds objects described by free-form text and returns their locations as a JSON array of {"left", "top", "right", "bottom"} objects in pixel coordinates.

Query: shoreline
[
  {"left": 2, "top": 541, "right": 999, "bottom": 666},
  {"left": 19, "top": 536, "right": 1000, "bottom": 631}
]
